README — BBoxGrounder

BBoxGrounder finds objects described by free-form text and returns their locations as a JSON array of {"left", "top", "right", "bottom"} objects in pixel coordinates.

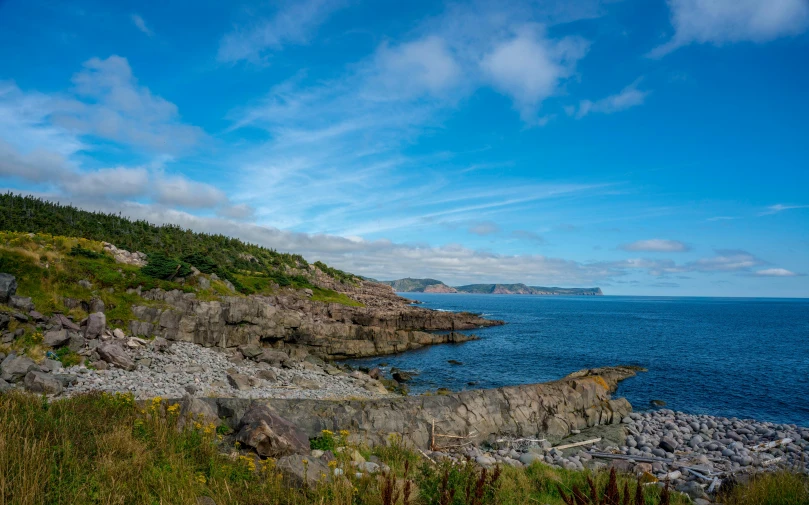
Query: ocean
[{"left": 344, "top": 294, "right": 809, "bottom": 426}]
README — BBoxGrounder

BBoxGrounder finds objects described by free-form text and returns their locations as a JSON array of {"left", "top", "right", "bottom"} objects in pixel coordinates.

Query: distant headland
[{"left": 380, "top": 278, "right": 603, "bottom": 295}]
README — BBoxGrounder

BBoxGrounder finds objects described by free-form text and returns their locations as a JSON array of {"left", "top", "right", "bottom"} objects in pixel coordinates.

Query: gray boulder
[
  {"left": 0, "top": 273, "right": 17, "bottom": 303},
  {"left": 41, "top": 359, "right": 63, "bottom": 372},
  {"left": 0, "top": 313, "right": 9, "bottom": 331},
  {"left": 257, "top": 350, "right": 289, "bottom": 367},
  {"left": 277, "top": 454, "right": 330, "bottom": 487},
  {"left": 43, "top": 328, "right": 71, "bottom": 347},
  {"left": 84, "top": 312, "right": 106, "bottom": 339},
  {"left": 10, "top": 296, "right": 34, "bottom": 312},
  {"left": 659, "top": 437, "right": 679, "bottom": 453},
  {"left": 239, "top": 343, "right": 263, "bottom": 359},
  {"left": 24, "top": 371, "right": 63, "bottom": 394},
  {"left": 0, "top": 378, "right": 11, "bottom": 393},
  {"left": 227, "top": 372, "right": 251, "bottom": 391},
  {"left": 152, "top": 337, "right": 170, "bottom": 352},
  {"left": 178, "top": 397, "right": 221, "bottom": 430},
  {"left": 89, "top": 298, "right": 105, "bottom": 314},
  {"left": 67, "top": 333, "right": 85, "bottom": 352},
  {"left": 235, "top": 404, "right": 309, "bottom": 458},
  {"left": 97, "top": 343, "right": 135, "bottom": 371},
  {"left": 256, "top": 369, "right": 278, "bottom": 382},
  {"left": 1, "top": 354, "right": 39, "bottom": 382}
]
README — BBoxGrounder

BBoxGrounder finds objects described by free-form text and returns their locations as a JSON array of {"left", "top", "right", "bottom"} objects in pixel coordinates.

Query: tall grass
[{"left": 0, "top": 391, "right": 804, "bottom": 505}]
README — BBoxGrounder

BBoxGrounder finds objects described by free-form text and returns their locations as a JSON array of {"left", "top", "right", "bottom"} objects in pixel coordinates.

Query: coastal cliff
[{"left": 382, "top": 278, "right": 603, "bottom": 296}]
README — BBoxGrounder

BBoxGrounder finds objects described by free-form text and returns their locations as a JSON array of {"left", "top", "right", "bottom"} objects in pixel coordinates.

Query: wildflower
[
  {"left": 195, "top": 473, "right": 207, "bottom": 484},
  {"left": 339, "top": 430, "right": 350, "bottom": 437},
  {"left": 328, "top": 460, "right": 338, "bottom": 469},
  {"left": 167, "top": 404, "right": 180, "bottom": 415},
  {"left": 321, "top": 429, "right": 334, "bottom": 436}
]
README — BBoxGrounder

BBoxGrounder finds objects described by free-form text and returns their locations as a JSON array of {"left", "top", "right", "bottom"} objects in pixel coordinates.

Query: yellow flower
[
  {"left": 167, "top": 404, "right": 180, "bottom": 414},
  {"left": 339, "top": 430, "right": 350, "bottom": 437},
  {"left": 195, "top": 473, "right": 207, "bottom": 484},
  {"left": 321, "top": 429, "right": 334, "bottom": 436},
  {"left": 327, "top": 460, "right": 338, "bottom": 469}
]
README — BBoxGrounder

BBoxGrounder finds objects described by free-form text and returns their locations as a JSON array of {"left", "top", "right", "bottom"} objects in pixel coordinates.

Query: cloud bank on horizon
[{"left": 0, "top": 0, "right": 807, "bottom": 297}]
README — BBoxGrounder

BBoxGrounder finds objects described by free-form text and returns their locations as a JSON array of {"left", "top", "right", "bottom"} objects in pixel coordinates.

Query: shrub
[{"left": 142, "top": 252, "right": 192, "bottom": 280}]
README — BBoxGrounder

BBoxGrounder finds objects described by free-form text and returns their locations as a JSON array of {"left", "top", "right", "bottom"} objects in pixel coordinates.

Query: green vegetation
[
  {"left": 0, "top": 232, "right": 185, "bottom": 326},
  {"left": 310, "top": 287, "right": 364, "bottom": 307},
  {"left": 0, "top": 193, "right": 359, "bottom": 294},
  {"left": 1, "top": 391, "right": 804, "bottom": 505}
]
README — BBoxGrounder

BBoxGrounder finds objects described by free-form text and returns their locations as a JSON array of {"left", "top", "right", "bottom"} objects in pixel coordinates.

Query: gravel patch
[{"left": 64, "top": 342, "right": 386, "bottom": 400}]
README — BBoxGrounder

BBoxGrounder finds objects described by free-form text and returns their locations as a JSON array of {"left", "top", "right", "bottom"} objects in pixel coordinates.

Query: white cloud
[
  {"left": 131, "top": 14, "right": 154, "bottom": 37},
  {"left": 54, "top": 56, "right": 204, "bottom": 154},
  {"left": 481, "top": 25, "right": 589, "bottom": 123},
  {"left": 468, "top": 221, "right": 500, "bottom": 236},
  {"left": 217, "top": 203, "right": 257, "bottom": 221},
  {"left": 154, "top": 174, "right": 228, "bottom": 209},
  {"left": 754, "top": 268, "right": 802, "bottom": 277},
  {"left": 62, "top": 167, "right": 150, "bottom": 198},
  {"left": 621, "top": 239, "right": 690, "bottom": 252},
  {"left": 217, "top": 0, "right": 346, "bottom": 64},
  {"left": 573, "top": 79, "right": 649, "bottom": 118},
  {"left": 759, "top": 203, "right": 809, "bottom": 215},
  {"left": 650, "top": 0, "right": 809, "bottom": 57},
  {"left": 369, "top": 36, "right": 462, "bottom": 99}
]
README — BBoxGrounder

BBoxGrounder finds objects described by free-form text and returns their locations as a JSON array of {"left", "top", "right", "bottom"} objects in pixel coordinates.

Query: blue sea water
[{"left": 344, "top": 294, "right": 809, "bottom": 426}]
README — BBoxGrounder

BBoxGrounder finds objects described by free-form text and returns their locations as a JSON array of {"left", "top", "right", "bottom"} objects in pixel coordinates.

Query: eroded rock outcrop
[
  {"left": 125, "top": 282, "right": 500, "bottom": 359},
  {"left": 200, "top": 366, "right": 640, "bottom": 448}
]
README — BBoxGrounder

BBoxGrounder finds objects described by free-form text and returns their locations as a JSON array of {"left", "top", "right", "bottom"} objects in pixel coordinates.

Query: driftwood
[
  {"left": 761, "top": 456, "right": 783, "bottom": 466},
  {"left": 591, "top": 452, "right": 674, "bottom": 464},
  {"left": 752, "top": 438, "right": 792, "bottom": 452},
  {"left": 553, "top": 438, "right": 601, "bottom": 451}
]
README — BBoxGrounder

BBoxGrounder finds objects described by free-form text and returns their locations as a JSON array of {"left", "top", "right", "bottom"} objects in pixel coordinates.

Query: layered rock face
[
  {"left": 126, "top": 281, "right": 501, "bottom": 359},
  {"left": 198, "top": 366, "right": 638, "bottom": 448}
]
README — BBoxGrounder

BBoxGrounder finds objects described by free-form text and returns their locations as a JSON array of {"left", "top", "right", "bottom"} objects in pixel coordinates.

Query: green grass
[{"left": 311, "top": 287, "right": 365, "bottom": 307}]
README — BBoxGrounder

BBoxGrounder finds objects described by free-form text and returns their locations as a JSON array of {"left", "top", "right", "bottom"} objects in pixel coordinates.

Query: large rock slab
[
  {"left": 235, "top": 404, "right": 310, "bottom": 458},
  {"left": 202, "top": 366, "right": 640, "bottom": 449},
  {"left": 97, "top": 343, "right": 136, "bottom": 371}
]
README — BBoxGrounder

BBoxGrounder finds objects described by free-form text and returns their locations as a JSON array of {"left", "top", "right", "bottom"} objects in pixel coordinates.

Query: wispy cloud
[
  {"left": 607, "top": 249, "right": 767, "bottom": 276},
  {"left": 759, "top": 203, "right": 809, "bottom": 216},
  {"left": 130, "top": 14, "right": 154, "bottom": 37},
  {"left": 650, "top": 0, "right": 809, "bottom": 58},
  {"left": 570, "top": 79, "right": 649, "bottom": 119},
  {"left": 620, "top": 238, "right": 690, "bottom": 252},
  {"left": 217, "top": 0, "right": 347, "bottom": 64},
  {"left": 754, "top": 268, "right": 803, "bottom": 277}
]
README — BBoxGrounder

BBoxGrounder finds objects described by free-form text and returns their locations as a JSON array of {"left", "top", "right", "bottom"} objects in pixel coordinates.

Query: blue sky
[{"left": 1, "top": 0, "right": 808, "bottom": 297}]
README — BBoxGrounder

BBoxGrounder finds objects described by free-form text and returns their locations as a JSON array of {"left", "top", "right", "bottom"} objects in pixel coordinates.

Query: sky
[{"left": 0, "top": 0, "right": 808, "bottom": 297}]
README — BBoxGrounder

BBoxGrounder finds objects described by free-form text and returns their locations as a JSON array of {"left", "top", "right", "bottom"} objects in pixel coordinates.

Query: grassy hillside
[
  {"left": 0, "top": 193, "right": 358, "bottom": 293},
  {"left": 0, "top": 231, "right": 361, "bottom": 336}
]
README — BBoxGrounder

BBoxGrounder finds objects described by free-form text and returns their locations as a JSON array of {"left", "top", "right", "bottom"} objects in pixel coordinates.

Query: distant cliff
[{"left": 381, "top": 279, "right": 603, "bottom": 296}]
